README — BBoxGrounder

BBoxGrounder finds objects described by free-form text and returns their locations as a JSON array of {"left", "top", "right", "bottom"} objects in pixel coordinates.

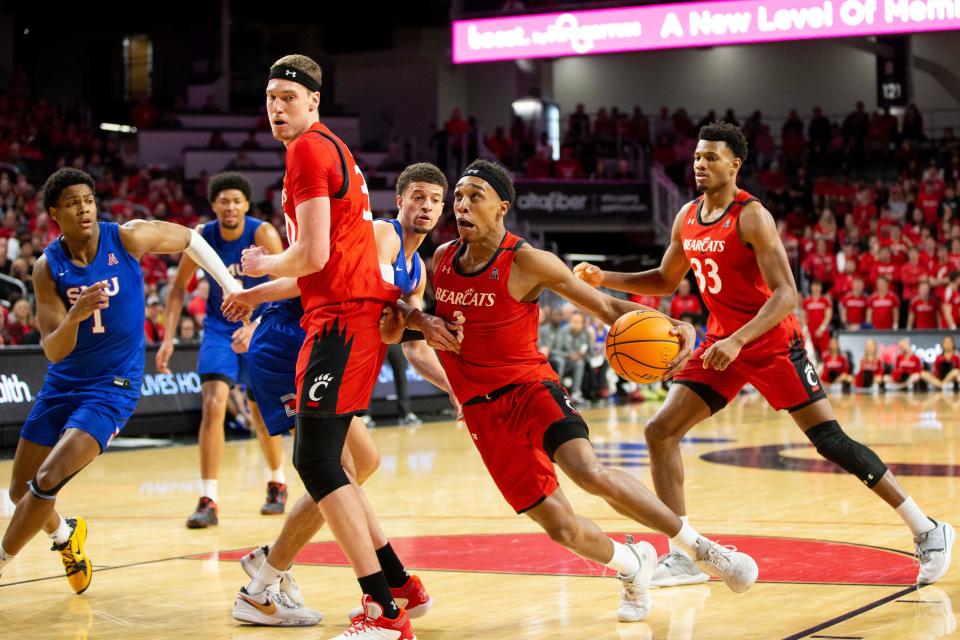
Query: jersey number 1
[
  {"left": 91, "top": 309, "right": 105, "bottom": 334},
  {"left": 690, "top": 257, "right": 722, "bottom": 294}
]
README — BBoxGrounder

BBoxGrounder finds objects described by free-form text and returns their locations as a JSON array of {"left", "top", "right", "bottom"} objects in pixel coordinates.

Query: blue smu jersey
[
  {"left": 42, "top": 222, "right": 144, "bottom": 395},
  {"left": 387, "top": 219, "right": 422, "bottom": 295},
  {"left": 201, "top": 218, "right": 269, "bottom": 334}
]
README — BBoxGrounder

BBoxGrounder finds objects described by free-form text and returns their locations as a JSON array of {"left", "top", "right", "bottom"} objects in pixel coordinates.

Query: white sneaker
[
  {"left": 399, "top": 412, "right": 423, "bottom": 426},
  {"left": 915, "top": 520, "right": 955, "bottom": 584},
  {"left": 617, "top": 536, "right": 658, "bottom": 622},
  {"left": 651, "top": 551, "right": 709, "bottom": 588},
  {"left": 693, "top": 538, "right": 758, "bottom": 593},
  {"left": 240, "top": 544, "right": 305, "bottom": 607},
  {"left": 232, "top": 585, "right": 322, "bottom": 626}
]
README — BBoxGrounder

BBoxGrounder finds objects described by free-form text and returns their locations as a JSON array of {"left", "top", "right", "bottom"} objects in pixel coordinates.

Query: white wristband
[{"left": 184, "top": 231, "right": 241, "bottom": 294}]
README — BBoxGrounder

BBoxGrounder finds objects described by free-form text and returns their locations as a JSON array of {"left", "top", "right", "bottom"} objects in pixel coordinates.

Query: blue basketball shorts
[
  {"left": 246, "top": 315, "right": 305, "bottom": 435},
  {"left": 21, "top": 383, "right": 140, "bottom": 452}
]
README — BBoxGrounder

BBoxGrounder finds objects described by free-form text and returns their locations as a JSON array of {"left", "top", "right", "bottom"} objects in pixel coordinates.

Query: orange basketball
[{"left": 605, "top": 309, "right": 680, "bottom": 383}]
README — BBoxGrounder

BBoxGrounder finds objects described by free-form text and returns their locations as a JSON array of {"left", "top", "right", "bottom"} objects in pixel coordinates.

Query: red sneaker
[
  {"left": 331, "top": 595, "right": 414, "bottom": 640},
  {"left": 348, "top": 574, "right": 431, "bottom": 621}
]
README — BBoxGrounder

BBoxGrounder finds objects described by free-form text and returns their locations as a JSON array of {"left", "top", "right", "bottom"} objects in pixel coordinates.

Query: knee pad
[
  {"left": 293, "top": 415, "right": 352, "bottom": 502},
  {"left": 27, "top": 468, "right": 81, "bottom": 501},
  {"left": 805, "top": 421, "right": 887, "bottom": 488}
]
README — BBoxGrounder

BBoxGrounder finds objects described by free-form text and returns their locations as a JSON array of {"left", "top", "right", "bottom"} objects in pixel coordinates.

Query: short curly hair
[
  {"left": 396, "top": 162, "right": 448, "bottom": 197},
  {"left": 699, "top": 121, "right": 749, "bottom": 163},
  {"left": 208, "top": 172, "right": 252, "bottom": 203},
  {"left": 42, "top": 168, "right": 95, "bottom": 212}
]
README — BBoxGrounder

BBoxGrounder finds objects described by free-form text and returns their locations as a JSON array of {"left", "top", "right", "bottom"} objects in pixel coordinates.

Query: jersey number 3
[{"left": 690, "top": 257, "right": 722, "bottom": 294}]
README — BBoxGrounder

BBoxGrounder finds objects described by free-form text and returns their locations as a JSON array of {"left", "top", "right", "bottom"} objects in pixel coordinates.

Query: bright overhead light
[{"left": 100, "top": 123, "right": 138, "bottom": 133}]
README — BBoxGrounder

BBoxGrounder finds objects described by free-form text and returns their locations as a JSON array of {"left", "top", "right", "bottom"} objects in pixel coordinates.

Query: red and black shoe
[
  {"left": 260, "top": 482, "right": 288, "bottom": 515},
  {"left": 186, "top": 496, "right": 219, "bottom": 529}
]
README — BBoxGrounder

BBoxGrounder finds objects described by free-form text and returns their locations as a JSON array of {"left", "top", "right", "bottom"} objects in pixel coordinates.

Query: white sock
[
  {"left": 669, "top": 516, "right": 695, "bottom": 557},
  {"left": 0, "top": 544, "right": 14, "bottom": 572},
  {"left": 896, "top": 497, "right": 935, "bottom": 537},
  {"left": 269, "top": 467, "right": 286, "bottom": 485},
  {"left": 49, "top": 515, "right": 72, "bottom": 545},
  {"left": 605, "top": 540, "right": 641, "bottom": 577},
  {"left": 247, "top": 559, "right": 284, "bottom": 594},
  {"left": 670, "top": 518, "right": 701, "bottom": 559},
  {"left": 201, "top": 479, "right": 218, "bottom": 502}
]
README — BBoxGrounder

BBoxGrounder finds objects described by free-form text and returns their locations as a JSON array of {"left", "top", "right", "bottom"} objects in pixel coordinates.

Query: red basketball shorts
[
  {"left": 461, "top": 379, "right": 588, "bottom": 514},
  {"left": 295, "top": 300, "right": 388, "bottom": 417},
  {"left": 674, "top": 334, "right": 827, "bottom": 413}
]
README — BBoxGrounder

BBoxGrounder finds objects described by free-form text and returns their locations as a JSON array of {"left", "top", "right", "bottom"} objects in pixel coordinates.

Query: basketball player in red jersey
[
  {"left": 236, "top": 54, "right": 434, "bottom": 639},
  {"left": 392, "top": 159, "right": 759, "bottom": 624},
  {"left": 575, "top": 122, "right": 954, "bottom": 587}
]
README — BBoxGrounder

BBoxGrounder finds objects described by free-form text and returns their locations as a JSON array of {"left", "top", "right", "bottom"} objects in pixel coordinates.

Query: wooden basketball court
[{"left": 0, "top": 392, "right": 957, "bottom": 639}]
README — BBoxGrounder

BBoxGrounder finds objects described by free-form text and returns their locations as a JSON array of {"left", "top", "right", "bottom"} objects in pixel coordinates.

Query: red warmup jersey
[
  {"left": 840, "top": 293, "right": 868, "bottom": 325},
  {"left": 433, "top": 233, "right": 557, "bottom": 403},
  {"left": 870, "top": 261, "right": 900, "bottom": 285},
  {"left": 899, "top": 263, "right": 928, "bottom": 300},
  {"left": 821, "top": 353, "right": 850, "bottom": 377},
  {"left": 868, "top": 292, "right": 899, "bottom": 329},
  {"left": 894, "top": 353, "right": 923, "bottom": 376},
  {"left": 909, "top": 295, "right": 939, "bottom": 329},
  {"left": 282, "top": 122, "right": 397, "bottom": 317},
  {"left": 802, "top": 295, "right": 830, "bottom": 332},
  {"left": 679, "top": 190, "right": 801, "bottom": 345}
]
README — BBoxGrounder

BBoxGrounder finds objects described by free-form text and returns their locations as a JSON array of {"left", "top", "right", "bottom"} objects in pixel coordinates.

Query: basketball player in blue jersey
[
  {"left": 221, "top": 162, "right": 460, "bottom": 626},
  {"left": 157, "top": 172, "right": 289, "bottom": 528},
  {"left": 0, "top": 168, "right": 241, "bottom": 593}
]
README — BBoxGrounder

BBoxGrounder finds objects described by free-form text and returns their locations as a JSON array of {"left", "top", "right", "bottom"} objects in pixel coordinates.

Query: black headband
[
  {"left": 269, "top": 66, "right": 321, "bottom": 93},
  {"left": 460, "top": 166, "right": 513, "bottom": 204}
]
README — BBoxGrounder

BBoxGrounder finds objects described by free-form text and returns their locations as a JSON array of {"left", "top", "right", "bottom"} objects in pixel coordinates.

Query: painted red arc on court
[{"left": 206, "top": 533, "right": 917, "bottom": 585}]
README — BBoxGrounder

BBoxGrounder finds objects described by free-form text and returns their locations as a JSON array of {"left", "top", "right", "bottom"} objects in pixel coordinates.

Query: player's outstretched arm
[
  {"left": 33, "top": 256, "right": 108, "bottom": 363},
  {"left": 222, "top": 277, "right": 301, "bottom": 322},
  {"left": 573, "top": 206, "right": 691, "bottom": 295},
  {"left": 243, "top": 197, "right": 331, "bottom": 278},
  {"left": 514, "top": 245, "right": 695, "bottom": 373},
  {"left": 157, "top": 226, "right": 202, "bottom": 374}
]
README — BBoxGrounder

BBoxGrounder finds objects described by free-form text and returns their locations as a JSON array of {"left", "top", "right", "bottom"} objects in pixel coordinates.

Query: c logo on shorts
[
  {"left": 804, "top": 364, "right": 818, "bottom": 387},
  {"left": 308, "top": 374, "right": 335, "bottom": 401}
]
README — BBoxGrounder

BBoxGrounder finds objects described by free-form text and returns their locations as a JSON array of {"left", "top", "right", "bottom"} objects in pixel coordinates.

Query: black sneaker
[
  {"left": 186, "top": 496, "right": 219, "bottom": 529},
  {"left": 260, "top": 482, "right": 288, "bottom": 515}
]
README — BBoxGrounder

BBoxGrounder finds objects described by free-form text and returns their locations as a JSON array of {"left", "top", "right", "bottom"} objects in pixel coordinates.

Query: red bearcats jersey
[
  {"left": 433, "top": 233, "right": 557, "bottom": 403},
  {"left": 283, "top": 122, "right": 398, "bottom": 319},
  {"left": 909, "top": 295, "right": 939, "bottom": 329},
  {"left": 679, "top": 190, "right": 801, "bottom": 345}
]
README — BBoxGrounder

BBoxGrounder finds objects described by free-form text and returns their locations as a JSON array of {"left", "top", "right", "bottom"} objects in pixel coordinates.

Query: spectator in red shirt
[
  {"left": 832, "top": 258, "right": 857, "bottom": 300},
  {"left": 942, "top": 271, "right": 960, "bottom": 329},
  {"left": 907, "top": 281, "right": 939, "bottom": 330},
  {"left": 867, "top": 276, "right": 899, "bottom": 329},
  {"left": 884, "top": 338, "right": 923, "bottom": 391},
  {"left": 802, "top": 239, "right": 835, "bottom": 288},
  {"left": 858, "top": 235, "right": 881, "bottom": 279},
  {"left": 554, "top": 146, "right": 585, "bottom": 180},
  {"left": 855, "top": 338, "right": 885, "bottom": 390},
  {"left": 778, "top": 219, "right": 800, "bottom": 271},
  {"left": 949, "top": 238, "right": 960, "bottom": 272},
  {"left": 903, "top": 208, "right": 927, "bottom": 247},
  {"left": 868, "top": 247, "right": 900, "bottom": 290},
  {"left": 525, "top": 148, "right": 553, "bottom": 179},
  {"left": 669, "top": 279, "right": 703, "bottom": 320},
  {"left": 916, "top": 180, "right": 942, "bottom": 225},
  {"left": 923, "top": 335, "right": 960, "bottom": 391},
  {"left": 821, "top": 336, "right": 854, "bottom": 390},
  {"left": 802, "top": 280, "right": 832, "bottom": 354},
  {"left": 186, "top": 278, "right": 209, "bottom": 329},
  {"left": 144, "top": 295, "right": 165, "bottom": 344},
  {"left": 882, "top": 225, "right": 908, "bottom": 264},
  {"left": 899, "top": 247, "right": 928, "bottom": 302},
  {"left": 5, "top": 298, "right": 40, "bottom": 345},
  {"left": 629, "top": 293, "right": 662, "bottom": 312}
]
